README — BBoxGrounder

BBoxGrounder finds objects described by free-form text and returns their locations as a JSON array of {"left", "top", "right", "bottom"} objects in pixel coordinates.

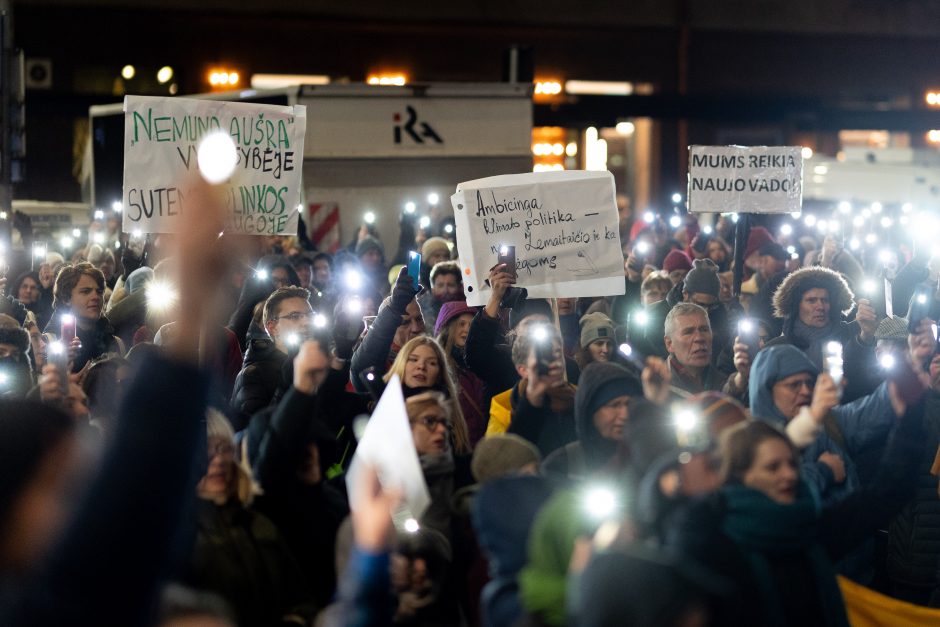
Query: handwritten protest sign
[
  {"left": 451, "top": 170, "right": 624, "bottom": 307},
  {"left": 687, "top": 146, "right": 803, "bottom": 214},
  {"left": 122, "top": 95, "right": 307, "bottom": 235},
  {"left": 346, "top": 375, "right": 430, "bottom": 524}
]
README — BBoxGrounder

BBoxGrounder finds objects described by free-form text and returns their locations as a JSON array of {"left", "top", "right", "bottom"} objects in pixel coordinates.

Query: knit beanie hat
[
  {"left": 579, "top": 312, "right": 615, "bottom": 348},
  {"left": 435, "top": 300, "right": 476, "bottom": 337},
  {"left": 509, "top": 298, "right": 553, "bottom": 330},
  {"left": 758, "top": 242, "right": 788, "bottom": 261},
  {"left": 355, "top": 235, "right": 384, "bottom": 259},
  {"left": 743, "top": 226, "right": 775, "bottom": 261},
  {"left": 578, "top": 362, "right": 644, "bottom": 429},
  {"left": 682, "top": 259, "right": 721, "bottom": 298},
  {"left": 471, "top": 434, "right": 541, "bottom": 483},
  {"left": 125, "top": 266, "right": 154, "bottom": 295},
  {"left": 875, "top": 315, "right": 909, "bottom": 340},
  {"left": 422, "top": 237, "right": 451, "bottom": 261},
  {"left": 662, "top": 250, "right": 693, "bottom": 273}
]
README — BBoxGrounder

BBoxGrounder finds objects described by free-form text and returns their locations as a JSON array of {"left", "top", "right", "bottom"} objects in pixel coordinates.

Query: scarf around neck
[
  {"left": 791, "top": 318, "right": 838, "bottom": 369},
  {"left": 721, "top": 482, "right": 849, "bottom": 627}
]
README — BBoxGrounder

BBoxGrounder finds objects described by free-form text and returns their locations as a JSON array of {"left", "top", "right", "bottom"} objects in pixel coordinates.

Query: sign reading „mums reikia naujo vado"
[
  {"left": 687, "top": 145, "right": 803, "bottom": 215},
  {"left": 122, "top": 95, "right": 307, "bottom": 235}
]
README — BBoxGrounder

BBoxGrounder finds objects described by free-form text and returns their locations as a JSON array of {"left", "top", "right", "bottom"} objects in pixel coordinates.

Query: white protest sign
[
  {"left": 687, "top": 146, "right": 803, "bottom": 214},
  {"left": 451, "top": 170, "right": 625, "bottom": 307},
  {"left": 122, "top": 95, "right": 307, "bottom": 235},
  {"left": 345, "top": 375, "right": 430, "bottom": 523}
]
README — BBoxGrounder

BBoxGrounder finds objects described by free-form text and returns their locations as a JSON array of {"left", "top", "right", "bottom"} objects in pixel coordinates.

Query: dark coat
[
  {"left": 464, "top": 310, "right": 580, "bottom": 397},
  {"left": 186, "top": 499, "right": 315, "bottom": 626},
  {"left": 0, "top": 352, "right": 210, "bottom": 626},
  {"left": 506, "top": 380, "right": 577, "bottom": 458},
  {"left": 471, "top": 476, "right": 555, "bottom": 627},
  {"left": 349, "top": 300, "right": 402, "bottom": 395},
  {"left": 45, "top": 309, "right": 122, "bottom": 372},
  {"left": 542, "top": 362, "right": 642, "bottom": 482},
  {"left": 250, "top": 383, "right": 351, "bottom": 607},
  {"left": 668, "top": 397, "right": 925, "bottom": 626},
  {"left": 888, "top": 390, "right": 940, "bottom": 597},
  {"left": 231, "top": 337, "right": 287, "bottom": 426}
]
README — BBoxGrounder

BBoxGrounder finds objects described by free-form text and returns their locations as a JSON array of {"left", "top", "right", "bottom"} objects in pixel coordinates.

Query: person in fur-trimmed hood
[{"left": 766, "top": 266, "right": 879, "bottom": 403}]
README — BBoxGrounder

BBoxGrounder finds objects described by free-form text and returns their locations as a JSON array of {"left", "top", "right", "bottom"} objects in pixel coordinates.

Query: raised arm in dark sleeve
[
  {"left": 464, "top": 309, "right": 519, "bottom": 394},
  {"left": 819, "top": 395, "right": 925, "bottom": 561},
  {"left": 27, "top": 352, "right": 210, "bottom": 626},
  {"left": 349, "top": 302, "right": 402, "bottom": 394}
]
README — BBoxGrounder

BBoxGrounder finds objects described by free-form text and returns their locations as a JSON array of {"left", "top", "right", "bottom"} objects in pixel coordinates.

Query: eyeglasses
[
  {"left": 276, "top": 311, "right": 313, "bottom": 322},
  {"left": 412, "top": 416, "right": 450, "bottom": 432},
  {"left": 208, "top": 442, "right": 235, "bottom": 458},
  {"left": 777, "top": 378, "right": 815, "bottom": 392}
]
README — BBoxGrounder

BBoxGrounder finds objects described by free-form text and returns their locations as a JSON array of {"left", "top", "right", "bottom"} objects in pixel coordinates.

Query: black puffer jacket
[
  {"left": 231, "top": 337, "right": 287, "bottom": 428},
  {"left": 887, "top": 390, "right": 940, "bottom": 597}
]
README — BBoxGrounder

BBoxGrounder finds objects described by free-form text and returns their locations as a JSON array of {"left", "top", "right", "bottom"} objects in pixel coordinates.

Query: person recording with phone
[
  {"left": 231, "top": 286, "right": 313, "bottom": 421},
  {"left": 46, "top": 262, "right": 123, "bottom": 373},
  {"left": 765, "top": 266, "right": 880, "bottom": 403},
  {"left": 349, "top": 265, "right": 426, "bottom": 395},
  {"left": 485, "top": 324, "right": 577, "bottom": 457}
]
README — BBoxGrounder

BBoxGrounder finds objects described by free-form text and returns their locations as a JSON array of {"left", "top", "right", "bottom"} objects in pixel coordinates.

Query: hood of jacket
[
  {"left": 574, "top": 361, "right": 643, "bottom": 466},
  {"left": 471, "top": 475, "right": 554, "bottom": 578},
  {"left": 749, "top": 344, "right": 819, "bottom": 425},
  {"left": 772, "top": 266, "right": 854, "bottom": 323}
]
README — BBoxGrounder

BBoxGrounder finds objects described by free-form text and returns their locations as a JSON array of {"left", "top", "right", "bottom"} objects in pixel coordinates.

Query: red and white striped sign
[{"left": 307, "top": 202, "right": 341, "bottom": 252}]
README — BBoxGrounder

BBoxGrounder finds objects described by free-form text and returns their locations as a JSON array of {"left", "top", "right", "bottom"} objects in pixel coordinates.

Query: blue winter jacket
[{"left": 749, "top": 344, "right": 896, "bottom": 504}]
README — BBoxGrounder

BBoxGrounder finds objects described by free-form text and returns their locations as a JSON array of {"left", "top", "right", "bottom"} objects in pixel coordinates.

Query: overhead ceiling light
[{"left": 564, "top": 80, "right": 633, "bottom": 96}]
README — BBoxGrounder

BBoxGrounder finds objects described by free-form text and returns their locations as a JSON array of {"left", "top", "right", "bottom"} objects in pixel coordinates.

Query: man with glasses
[{"left": 232, "top": 286, "right": 313, "bottom": 418}]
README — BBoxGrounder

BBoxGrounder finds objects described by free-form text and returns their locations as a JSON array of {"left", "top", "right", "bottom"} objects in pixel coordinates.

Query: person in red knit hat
[{"left": 662, "top": 250, "right": 693, "bottom": 286}]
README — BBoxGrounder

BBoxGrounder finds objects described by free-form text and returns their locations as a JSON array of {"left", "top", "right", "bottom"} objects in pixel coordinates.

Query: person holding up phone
[
  {"left": 485, "top": 324, "right": 577, "bottom": 457},
  {"left": 46, "top": 262, "right": 123, "bottom": 373},
  {"left": 765, "top": 266, "right": 880, "bottom": 403}
]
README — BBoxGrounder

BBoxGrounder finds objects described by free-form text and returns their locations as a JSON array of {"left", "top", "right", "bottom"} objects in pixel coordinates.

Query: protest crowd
[{"left": 5, "top": 164, "right": 940, "bottom": 627}]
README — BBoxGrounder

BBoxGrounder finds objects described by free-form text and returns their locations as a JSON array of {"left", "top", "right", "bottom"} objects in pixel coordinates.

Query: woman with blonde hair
[
  {"left": 184, "top": 409, "right": 315, "bottom": 627},
  {"left": 384, "top": 335, "right": 471, "bottom": 455}
]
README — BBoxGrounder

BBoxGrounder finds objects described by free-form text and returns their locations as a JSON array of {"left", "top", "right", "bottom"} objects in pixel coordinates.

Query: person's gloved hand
[{"left": 389, "top": 266, "right": 419, "bottom": 315}]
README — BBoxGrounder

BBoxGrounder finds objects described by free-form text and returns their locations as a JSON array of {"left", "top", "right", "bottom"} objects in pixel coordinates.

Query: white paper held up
[{"left": 345, "top": 374, "right": 430, "bottom": 523}]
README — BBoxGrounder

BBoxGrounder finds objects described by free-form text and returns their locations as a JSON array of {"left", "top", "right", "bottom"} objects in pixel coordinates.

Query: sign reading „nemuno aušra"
[{"left": 122, "top": 95, "right": 307, "bottom": 235}]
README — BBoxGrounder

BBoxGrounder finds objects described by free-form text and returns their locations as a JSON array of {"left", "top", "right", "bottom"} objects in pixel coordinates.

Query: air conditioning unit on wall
[{"left": 25, "top": 58, "right": 51, "bottom": 89}]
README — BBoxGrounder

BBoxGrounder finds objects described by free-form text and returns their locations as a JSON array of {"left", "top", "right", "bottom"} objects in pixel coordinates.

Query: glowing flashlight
[{"left": 196, "top": 131, "right": 238, "bottom": 184}]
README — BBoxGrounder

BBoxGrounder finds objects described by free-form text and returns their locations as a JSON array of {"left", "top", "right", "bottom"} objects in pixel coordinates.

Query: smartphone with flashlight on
[
  {"left": 47, "top": 341, "right": 70, "bottom": 395},
  {"left": 358, "top": 367, "right": 384, "bottom": 402},
  {"left": 909, "top": 286, "right": 934, "bottom": 333},
  {"left": 737, "top": 318, "right": 758, "bottom": 362},
  {"left": 60, "top": 314, "right": 76, "bottom": 345},
  {"left": 824, "top": 341, "right": 844, "bottom": 396},
  {"left": 532, "top": 326, "right": 555, "bottom": 377},
  {"left": 407, "top": 251, "right": 422, "bottom": 290},
  {"left": 497, "top": 245, "right": 517, "bottom": 281}
]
